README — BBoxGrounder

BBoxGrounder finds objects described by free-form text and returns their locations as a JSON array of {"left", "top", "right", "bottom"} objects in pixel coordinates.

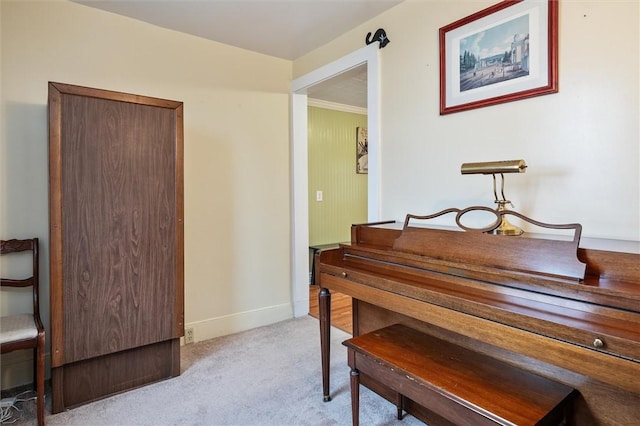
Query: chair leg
[{"left": 36, "top": 335, "right": 45, "bottom": 426}]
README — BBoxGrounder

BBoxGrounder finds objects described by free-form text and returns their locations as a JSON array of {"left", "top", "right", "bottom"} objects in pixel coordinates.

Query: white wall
[
  {"left": 1, "top": 0, "right": 292, "bottom": 388},
  {"left": 295, "top": 0, "right": 640, "bottom": 243}
]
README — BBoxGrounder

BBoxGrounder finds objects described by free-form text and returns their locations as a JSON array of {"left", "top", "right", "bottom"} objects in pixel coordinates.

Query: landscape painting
[
  {"left": 439, "top": 0, "right": 558, "bottom": 114},
  {"left": 459, "top": 14, "right": 529, "bottom": 92}
]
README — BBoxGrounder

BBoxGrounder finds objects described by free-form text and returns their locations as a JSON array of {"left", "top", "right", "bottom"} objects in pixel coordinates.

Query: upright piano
[{"left": 317, "top": 207, "right": 640, "bottom": 425}]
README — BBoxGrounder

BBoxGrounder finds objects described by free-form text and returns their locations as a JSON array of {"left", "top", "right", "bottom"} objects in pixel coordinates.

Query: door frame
[{"left": 290, "top": 44, "right": 381, "bottom": 316}]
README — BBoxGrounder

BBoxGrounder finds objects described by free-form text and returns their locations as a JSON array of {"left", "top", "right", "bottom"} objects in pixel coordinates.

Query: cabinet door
[{"left": 49, "top": 83, "right": 184, "bottom": 366}]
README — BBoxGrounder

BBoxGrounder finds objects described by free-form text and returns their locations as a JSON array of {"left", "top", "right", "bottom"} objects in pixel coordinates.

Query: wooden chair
[{"left": 1, "top": 238, "right": 45, "bottom": 426}]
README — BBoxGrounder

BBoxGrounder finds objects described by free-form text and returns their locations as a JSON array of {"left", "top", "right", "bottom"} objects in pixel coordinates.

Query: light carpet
[{"left": 6, "top": 316, "right": 422, "bottom": 425}]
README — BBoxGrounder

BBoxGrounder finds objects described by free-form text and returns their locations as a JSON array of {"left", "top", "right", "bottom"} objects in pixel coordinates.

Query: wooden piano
[{"left": 316, "top": 207, "right": 640, "bottom": 425}]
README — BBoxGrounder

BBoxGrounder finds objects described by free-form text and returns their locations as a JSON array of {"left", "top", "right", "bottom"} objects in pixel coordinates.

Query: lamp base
[
  {"left": 492, "top": 202, "right": 524, "bottom": 236},
  {"left": 492, "top": 217, "right": 524, "bottom": 236}
]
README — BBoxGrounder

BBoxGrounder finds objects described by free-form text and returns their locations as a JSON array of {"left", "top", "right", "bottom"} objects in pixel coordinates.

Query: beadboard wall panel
[{"left": 308, "top": 106, "right": 367, "bottom": 246}]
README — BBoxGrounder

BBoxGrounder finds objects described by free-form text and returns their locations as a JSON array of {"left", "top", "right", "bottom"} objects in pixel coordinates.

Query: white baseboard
[
  {"left": 1, "top": 303, "right": 295, "bottom": 389},
  {"left": 0, "top": 350, "right": 51, "bottom": 391},
  {"left": 181, "top": 302, "right": 294, "bottom": 345},
  {"left": 292, "top": 297, "right": 310, "bottom": 318}
]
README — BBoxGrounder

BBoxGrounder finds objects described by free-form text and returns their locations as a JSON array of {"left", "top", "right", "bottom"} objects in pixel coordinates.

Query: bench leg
[
  {"left": 397, "top": 393, "right": 404, "bottom": 420},
  {"left": 350, "top": 368, "right": 360, "bottom": 426}
]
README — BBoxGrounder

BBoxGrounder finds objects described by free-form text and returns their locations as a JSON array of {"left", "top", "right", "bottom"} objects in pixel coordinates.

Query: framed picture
[
  {"left": 356, "top": 127, "right": 368, "bottom": 174},
  {"left": 439, "top": 0, "right": 558, "bottom": 114}
]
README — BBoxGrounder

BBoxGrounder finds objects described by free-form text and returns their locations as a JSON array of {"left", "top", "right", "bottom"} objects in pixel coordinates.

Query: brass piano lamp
[{"left": 460, "top": 159, "right": 527, "bottom": 236}]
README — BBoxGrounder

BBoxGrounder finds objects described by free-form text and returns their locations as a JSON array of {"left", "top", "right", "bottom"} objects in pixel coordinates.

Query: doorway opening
[{"left": 290, "top": 44, "right": 381, "bottom": 317}]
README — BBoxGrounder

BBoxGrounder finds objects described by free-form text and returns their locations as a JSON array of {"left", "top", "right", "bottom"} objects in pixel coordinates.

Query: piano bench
[{"left": 343, "top": 324, "right": 575, "bottom": 426}]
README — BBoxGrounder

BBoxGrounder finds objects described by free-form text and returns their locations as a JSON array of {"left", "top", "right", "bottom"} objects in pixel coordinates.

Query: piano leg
[
  {"left": 350, "top": 368, "right": 360, "bottom": 426},
  {"left": 319, "top": 286, "right": 332, "bottom": 401}
]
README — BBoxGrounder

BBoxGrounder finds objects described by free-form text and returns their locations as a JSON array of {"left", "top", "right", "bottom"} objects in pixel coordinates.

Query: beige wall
[
  {"left": 1, "top": 0, "right": 292, "bottom": 388},
  {"left": 2, "top": 0, "right": 639, "bottom": 390},
  {"left": 295, "top": 0, "right": 640, "bottom": 242}
]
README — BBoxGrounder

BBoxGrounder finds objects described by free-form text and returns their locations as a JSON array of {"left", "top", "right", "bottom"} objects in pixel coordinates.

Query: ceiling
[
  {"left": 305, "top": 63, "right": 369, "bottom": 109},
  {"left": 75, "top": 0, "right": 403, "bottom": 109}
]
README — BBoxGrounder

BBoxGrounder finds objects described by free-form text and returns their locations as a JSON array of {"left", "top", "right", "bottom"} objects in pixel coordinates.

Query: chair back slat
[
  {"left": 1, "top": 277, "right": 36, "bottom": 287},
  {"left": 0, "top": 237, "right": 45, "bottom": 426},
  {"left": 1, "top": 238, "right": 40, "bottom": 319}
]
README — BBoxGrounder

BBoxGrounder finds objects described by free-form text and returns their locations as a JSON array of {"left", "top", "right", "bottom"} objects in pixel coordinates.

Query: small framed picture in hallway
[{"left": 356, "top": 127, "right": 368, "bottom": 174}]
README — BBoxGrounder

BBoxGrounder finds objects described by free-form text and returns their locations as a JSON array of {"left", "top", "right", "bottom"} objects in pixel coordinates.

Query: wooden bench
[{"left": 343, "top": 324, "right": 575, "bottom": 426}]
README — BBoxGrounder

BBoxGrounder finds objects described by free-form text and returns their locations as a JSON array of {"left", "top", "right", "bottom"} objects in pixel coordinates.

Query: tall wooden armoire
[{"left": 48, "top": 82, "right": 184, "bottom": 412}]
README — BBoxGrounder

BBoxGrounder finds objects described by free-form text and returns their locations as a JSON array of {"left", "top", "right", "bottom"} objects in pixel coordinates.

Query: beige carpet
[{"left": 4, "top": 316, "right": 422, "bottom": 425}]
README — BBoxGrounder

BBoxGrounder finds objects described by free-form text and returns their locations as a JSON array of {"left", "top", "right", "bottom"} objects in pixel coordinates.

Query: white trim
[
  {"left": 307, "top": 98, "right": 367, "bottom": 115},
  {"left": 290, "top": 92, "right": 310, "bottom": 317},
  {"left": 181, "top": 303, "right": 293, "bottom": 345},
  {"left": 290, "top": 44, "right": 381, "bottom": 317},
  {"left": 0, "top": 350, "right": 51, "bottom": 390}
]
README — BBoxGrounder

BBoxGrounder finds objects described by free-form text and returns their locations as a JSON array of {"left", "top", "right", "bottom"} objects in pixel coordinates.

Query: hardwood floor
[{"left": 308, "top": 285, "right": 352, "bottom": 334}]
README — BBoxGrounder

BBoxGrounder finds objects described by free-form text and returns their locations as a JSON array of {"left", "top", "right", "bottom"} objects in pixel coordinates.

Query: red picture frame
[{"left": 439, "top": 0, "right": 558, "bottom": 114}]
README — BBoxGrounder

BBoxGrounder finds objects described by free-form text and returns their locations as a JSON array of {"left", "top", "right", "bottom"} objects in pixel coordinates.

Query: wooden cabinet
[{"left": 48, "top": 82, "right": 184, "bottom": 412}]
